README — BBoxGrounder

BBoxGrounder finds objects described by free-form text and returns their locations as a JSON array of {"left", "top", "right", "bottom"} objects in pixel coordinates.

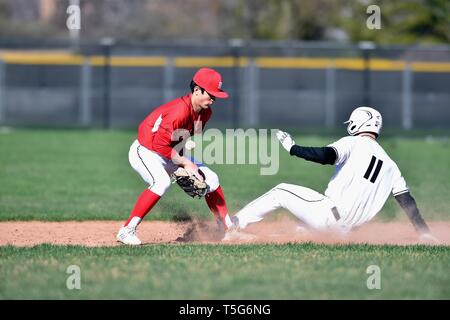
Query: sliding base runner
[{"left": 225, "top": 107, "right": 440, "bottom": 244}]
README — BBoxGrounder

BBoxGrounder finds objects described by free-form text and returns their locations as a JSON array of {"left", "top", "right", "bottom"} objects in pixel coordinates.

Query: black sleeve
[
  {"left": 289, "top": 145, "right": 337, "bottom": 165},
  {"left": 395, "top": 192, "right": 430, "bottom": 234}
]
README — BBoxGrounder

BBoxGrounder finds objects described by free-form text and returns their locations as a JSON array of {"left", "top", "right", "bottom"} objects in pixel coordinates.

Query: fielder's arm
[
  {"left": 171, "top": 152, "right": 203, "bottom": 181},
  {"left": 276, "top": 130, "right": 337, "bottom": 165},
  {"left": 394, "top": 192, "right": 430, "bottom": 234},
  {"left": 289, "top": 145, "right": 337, "bottom": 165}
]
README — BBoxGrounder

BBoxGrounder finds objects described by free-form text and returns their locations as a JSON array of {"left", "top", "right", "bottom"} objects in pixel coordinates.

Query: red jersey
[{"left": 138, "top": 94, "right": 212, "bottom": 159}]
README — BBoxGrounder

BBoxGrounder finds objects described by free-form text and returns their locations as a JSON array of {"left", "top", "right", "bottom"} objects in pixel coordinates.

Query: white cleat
[
  {"left": 116, "top": 225, "right": 142, "bottom": 245},
  {"left": 222, "top": 229, "right": 257, "bottom": 242},
  {"left": 295, "top": 225, "right": 310, "bottom": 234},
  {"left": 221, "top": 216, "right": 256, "bottom": 242},
  {"left": 222, "top": 226, "right": 256, "bottom": 242}
]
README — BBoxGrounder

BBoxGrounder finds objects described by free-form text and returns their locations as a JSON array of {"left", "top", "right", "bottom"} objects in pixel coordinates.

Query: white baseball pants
[
  {"left": 235, "top": 183, "right": 342, "bottom": 231},
  {"left": 128, "top": 139, "right": 220, "bottom": 196}
]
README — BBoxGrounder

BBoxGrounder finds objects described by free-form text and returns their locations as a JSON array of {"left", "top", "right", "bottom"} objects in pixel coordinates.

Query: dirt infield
[{"left": 1, "top": 219, "right": 449, "bottom": 246}]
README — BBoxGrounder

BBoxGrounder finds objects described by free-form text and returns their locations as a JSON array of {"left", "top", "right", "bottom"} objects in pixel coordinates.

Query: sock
[
  {"left": 205, "top": 186, "right": 232, "bottom": 228},
  {"left": 124, "top": 189, "right": 161, "bottom": 227},
  {"left": 126, "top": 217, "right": 142, "bottom": 229}
]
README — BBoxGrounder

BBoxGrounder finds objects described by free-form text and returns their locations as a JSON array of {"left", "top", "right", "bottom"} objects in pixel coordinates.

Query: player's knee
[
  {"left": 275, "top": 183, "right": 291, "bottom": 190},
  {"left": 272, "top": 183, "right": 293, "bottom": 201},
  {"left": 149, "top": 175, "right": 171, "bottom": 196},
  {"left": 201, "top": 167, "right": 220, "bottom": 192}
]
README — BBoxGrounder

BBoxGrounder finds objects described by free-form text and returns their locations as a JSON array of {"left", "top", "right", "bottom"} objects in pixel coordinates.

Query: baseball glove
[{"left": 171, "top": 167, "right": 208, "bottom": 198}]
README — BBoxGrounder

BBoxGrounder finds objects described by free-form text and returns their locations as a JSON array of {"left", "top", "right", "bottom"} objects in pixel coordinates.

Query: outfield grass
[
  {"left": 0, "top": 129, "right": 449, "bottom": 221},
  {"left": 0, "top": 243, "right": 449, "bottom": 299}
]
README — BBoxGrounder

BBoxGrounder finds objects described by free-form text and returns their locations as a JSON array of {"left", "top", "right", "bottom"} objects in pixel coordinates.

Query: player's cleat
[
  {"left": 221, "top": 216, "right": 256, "bottom": 242},
  {"left": 216, "top": 214, "right": 238, "bottom": 234},
  {"left": 216, "top": 217, "right": 226, "bottom": 234},
  {"left": 222, "top": 229, "right": 256, "bottom": 242},
  {"left": 116, "top": 225, "right": 142, "bottom": 245},
  {"left": 295, "top": 225, "right": 310, "bottom": 234},
  {"left": 418, "top": 233, "right": 441, "bottom": 245}
]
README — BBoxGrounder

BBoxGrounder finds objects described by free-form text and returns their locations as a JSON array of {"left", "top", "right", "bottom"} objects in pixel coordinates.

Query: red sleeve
[{"left": 152, "top": 114, "right": 180, "bottom": 159}]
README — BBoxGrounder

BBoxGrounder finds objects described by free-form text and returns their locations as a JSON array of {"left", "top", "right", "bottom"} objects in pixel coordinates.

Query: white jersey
[{"left": 325, "top": 136, "right": 409, "bottom": 228}]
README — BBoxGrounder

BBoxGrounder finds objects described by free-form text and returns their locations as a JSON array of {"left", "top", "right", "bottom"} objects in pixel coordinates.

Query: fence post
[
  {"left": 246, "top": 58, "right": 259, "bottom": 127},
  {"left": 100, "top": 37, "right": 114, "bottom": 129},
  {"left": 0, "top": 59, "right": 5, "bottom": 125},
  {"left": 359, "top": 42, "right": 375, "bottom": 107},
  {"left": 325, "top": 60, "right": 336, "bottom": 128},
  {"left": 163, "top": 56, "right": 175, "bottom": 102},
  {"left": 402, "top": 60, "right": 413, "bottom": 130},
  {"left": 230, "top": 39, "right": 243, "bottom": 128},
  {"left": 80, "top": 57, "right": 92, "bottom": 127}
]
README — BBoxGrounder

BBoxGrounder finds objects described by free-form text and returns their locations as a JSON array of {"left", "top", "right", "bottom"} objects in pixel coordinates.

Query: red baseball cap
[{"left": 193, "top": 67, "right": 229, "bottom": 99}]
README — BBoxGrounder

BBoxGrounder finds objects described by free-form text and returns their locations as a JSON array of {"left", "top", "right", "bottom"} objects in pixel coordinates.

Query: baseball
[{"left": 185, "top": 140, "right": 196, "bottom": 150}]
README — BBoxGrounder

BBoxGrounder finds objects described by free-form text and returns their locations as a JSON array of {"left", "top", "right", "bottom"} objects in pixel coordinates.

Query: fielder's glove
[
  {"left": 276, "top": 130, "right": 295, "bottom": 152},
  {"left": 171, "top": 167, "right": 208, "bottom": 199}
]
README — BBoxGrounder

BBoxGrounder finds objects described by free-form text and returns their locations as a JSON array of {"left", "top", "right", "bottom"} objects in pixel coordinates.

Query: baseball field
[{"left": 1, "top": 129, "right": 449, "bottom": 299}]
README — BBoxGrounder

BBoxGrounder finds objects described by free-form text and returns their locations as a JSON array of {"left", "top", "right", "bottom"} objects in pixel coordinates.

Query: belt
[{"left": 331, "top": 207, "right": 341, "bottom": 221}]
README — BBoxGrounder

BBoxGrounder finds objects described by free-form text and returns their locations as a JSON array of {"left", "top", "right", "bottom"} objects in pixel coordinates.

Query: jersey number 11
[{"left": 364, "top": 156, "right": 383, "bottom": 183}]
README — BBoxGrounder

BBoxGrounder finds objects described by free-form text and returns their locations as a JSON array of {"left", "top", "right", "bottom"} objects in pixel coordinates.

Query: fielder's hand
[
  {"left": 276, "top": 130, "right": 295, "bottom": 153},
  {"left": 184, "top": 163, "right": 204, "bottom": 182},
  {"left": 171, "top": 167, "right": 208, "bottom": 198},
  {"left": 418, "top": 232, "right": 441, "bottom": 245}
]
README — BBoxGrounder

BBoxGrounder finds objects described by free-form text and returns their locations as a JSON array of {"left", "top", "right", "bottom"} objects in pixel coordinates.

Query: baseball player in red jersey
[{"left": 117, "top": 68, "right": 234, "bottom": 245}]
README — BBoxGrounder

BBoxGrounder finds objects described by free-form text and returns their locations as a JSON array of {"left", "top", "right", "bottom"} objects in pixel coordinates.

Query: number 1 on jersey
[{"left": 364, "top": 156, "right": 383, "bottom": 183}]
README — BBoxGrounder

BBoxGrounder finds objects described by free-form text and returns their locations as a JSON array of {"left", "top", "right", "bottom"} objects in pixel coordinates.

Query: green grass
[
  {"left": 1, "top": 130, "right": 448, "bottom": 300},
  {"left": 0, "top": 244, "right": 449, "bottom": 299},
  {"left": 0, "top": 129, "right": 449, "bottom": 221}
]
